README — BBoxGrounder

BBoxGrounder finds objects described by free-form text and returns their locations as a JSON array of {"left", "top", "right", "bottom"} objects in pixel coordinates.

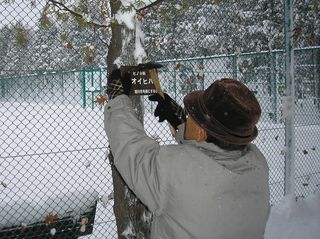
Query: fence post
[
  {"left": 284, "top": 0, "right": 296, "bottom": 196},
  {"left": 174, "top": 61, "right": 177, "bottom": 101},
  {"left": 82, "top": 69, "right": 86, "bottom": 109},
  {"left": 314, "top": 49, "right": 320, "bottom": 109},
  {"left": 0, "top": 77, "right": 4, "bottom": 100},
  {"left": 200, "top": 59, "right": 205, "bottom": 90},
  {"left": 91, "top": 69, "right": 95, "bottom": 109},
  {"left": 270, "top": 51, "right": 278, "bottom": 123},
  {"left": 233, "top": 54, "right": 238, "bottom": 80}
]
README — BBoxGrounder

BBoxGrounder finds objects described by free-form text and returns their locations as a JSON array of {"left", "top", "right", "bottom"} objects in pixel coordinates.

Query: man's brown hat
[{"left": 183, "top": 78, "right": 261, "bottom": 145}]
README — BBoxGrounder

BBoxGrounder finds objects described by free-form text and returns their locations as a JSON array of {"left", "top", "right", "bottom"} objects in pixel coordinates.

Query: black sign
[{"left": 130, "top": 69, "right": 157, "bottom": 95}]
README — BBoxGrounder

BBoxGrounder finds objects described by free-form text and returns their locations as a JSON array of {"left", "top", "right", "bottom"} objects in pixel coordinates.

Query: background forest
[{"left": 0, "top": 0, "right": 319, "bottom": 76}]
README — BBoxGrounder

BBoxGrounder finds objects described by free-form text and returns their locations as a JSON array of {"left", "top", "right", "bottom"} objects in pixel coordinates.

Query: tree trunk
[{"left": 106, "top": 1, "right": 152, "bottom": 238}]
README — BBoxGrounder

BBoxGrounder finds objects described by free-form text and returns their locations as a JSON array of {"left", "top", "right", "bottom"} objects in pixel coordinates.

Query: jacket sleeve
[{"left": 104, "top": 95, "right": 166, "bottom": 213}]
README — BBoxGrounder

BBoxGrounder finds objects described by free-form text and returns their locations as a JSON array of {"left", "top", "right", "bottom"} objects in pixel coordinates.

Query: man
[{"left": 104, "top": 66, "right": 270, "bottom": 239}]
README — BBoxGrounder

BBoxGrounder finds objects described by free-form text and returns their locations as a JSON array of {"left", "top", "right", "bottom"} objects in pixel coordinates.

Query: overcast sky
[{"left": 0, "top": 0, "right": 44, "bottom": 28}]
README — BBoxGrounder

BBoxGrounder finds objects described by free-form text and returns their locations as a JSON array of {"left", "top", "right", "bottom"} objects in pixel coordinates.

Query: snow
[
  {"left": 116, "top": 0, "right": 158, "bottom": 30},
  {"left": 0, "top": 99, "right": 319, "bottom": 238},
  {"left": 134, "top": 17, "right": 147, "bottom": 63},
  {"left": 120, "top": 0, "right": 157, "bottom": 8},
  {"left": 50, "top": 228, "right": 57, "bottom": 236},
  {"left": 0, "top": 188, "right": 98, "bottom": 228},
  {"left": 121, "top": 221, "right": 134, "bottom": 238},
  {"left": 114, "top": 0, "right": 154, "bottom": 63},
  {"left": 0, "top": 102, "right": 111, "bottom": 229},
  {"left": 115, "top": 10, "right": 136, "bottom": 30},
  {"left": 265, "top": 193, "right": 320, "bottom": 239}
]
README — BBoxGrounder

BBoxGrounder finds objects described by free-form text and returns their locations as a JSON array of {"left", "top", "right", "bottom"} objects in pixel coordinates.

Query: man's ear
[{"left": 198, "top": 128, "right": 208, "bottom": 142}]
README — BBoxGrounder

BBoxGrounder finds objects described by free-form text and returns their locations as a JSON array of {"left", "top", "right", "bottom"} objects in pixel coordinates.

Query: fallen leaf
[
  {"left": 186, "top": 79, "right": 193, "bottom": 85},
  {"left": 66, "top": 41, "right": 73, "bottom": 49},
  {"left": 45, "top": 214, "right": 59, "bottom": 225},
  {"left": 136, "top": 14, "right": 143, "bottom": 21},
  {"left": 246, "top": 63, "right": 252, "bottom": 69},
  {"left": 95, "top": 95, "right": 106, "bottom": 105},
  {"left": 306, "top": 34, "right": 313, "bottom": 46},
  {"left": 139, "top": 10, "right": 146, "bottom": 17},
  {"left": 196, "top": 74, "right": 204, "bottom": 80},
  {"left": 275, "top": 135, "right": 279, "bottom": 141},
  {"left": 174, "top": 63, "right": 181, "bottom": 70}
]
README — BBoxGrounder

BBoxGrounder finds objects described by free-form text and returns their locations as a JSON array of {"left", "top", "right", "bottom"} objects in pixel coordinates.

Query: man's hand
[
  {"left": 106, "top": 69, "right": 131, "bottom": 100},
  {"left": 148, "top": 93, "right": 186, "bottom": 129}
]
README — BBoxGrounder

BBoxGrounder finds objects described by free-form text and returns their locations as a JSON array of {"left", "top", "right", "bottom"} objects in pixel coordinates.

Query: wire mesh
[
  {"left": 0, "top": 0, "right": 319, "bottom": 238},
  {"left": 0, "top": 69, "right": 116, "bottom": 238},
  {"left": 293, "top": 47, "right": 320, "bottom": 199},
  {"left": 144, "top": 47, "right": 320, "bottom": 205}
]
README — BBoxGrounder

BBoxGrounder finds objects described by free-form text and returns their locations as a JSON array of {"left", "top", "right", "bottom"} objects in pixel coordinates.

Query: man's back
[
  {"left": 151, "top": 141, "right": 270, "bottom": 239},
  {"left": 105, "top": 95, "right": 270, "bottom": 239}
]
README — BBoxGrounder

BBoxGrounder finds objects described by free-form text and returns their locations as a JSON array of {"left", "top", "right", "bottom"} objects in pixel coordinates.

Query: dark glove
[
  {"left": 107, "top": 69, "right": 131, "bottom": 100},
  {"left": 148, "top": 93, "right": 186, "bottom": 129}
]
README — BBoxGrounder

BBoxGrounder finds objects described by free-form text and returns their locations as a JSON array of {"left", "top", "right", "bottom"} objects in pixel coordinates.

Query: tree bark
[{"left": 106, "top": 1, "right": 151, "bottom": 238}]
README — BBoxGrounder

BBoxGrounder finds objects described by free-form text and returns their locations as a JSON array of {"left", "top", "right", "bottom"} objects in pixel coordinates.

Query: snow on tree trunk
[{"left": 106, "top": 1, "right": 151, "bottom": 238}]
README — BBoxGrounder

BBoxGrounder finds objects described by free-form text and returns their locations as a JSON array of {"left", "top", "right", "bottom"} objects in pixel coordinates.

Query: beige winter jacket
[{"left": 104, "top": 95, "right": 270, "bottom": 239}]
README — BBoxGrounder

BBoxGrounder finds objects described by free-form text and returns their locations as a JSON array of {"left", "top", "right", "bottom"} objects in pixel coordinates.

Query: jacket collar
[{"left": 183, "top": 140, "right": 247, "bottom": 159}]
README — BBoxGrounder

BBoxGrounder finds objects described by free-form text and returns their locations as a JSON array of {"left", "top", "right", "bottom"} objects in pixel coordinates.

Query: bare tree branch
[
  {"left": 48, "top": 0, "right": 109, "bottom": 28},
  {"left": 136, "top": 0, "right": 167, "bottom": 12},
  {"left": 47, "top": 0, "right": 168, "bottom": 29}
]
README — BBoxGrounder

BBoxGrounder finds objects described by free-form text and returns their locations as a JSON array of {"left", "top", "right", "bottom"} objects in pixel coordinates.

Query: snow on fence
[{"left": 0, "top": 48, "right": 319, "bottom": 238}]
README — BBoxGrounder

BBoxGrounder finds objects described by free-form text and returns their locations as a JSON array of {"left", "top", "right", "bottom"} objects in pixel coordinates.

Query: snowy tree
[
  {"left": 143, "top": 0, "right": 286, "bottom": 60},
  {"left": 0, "top": 22, "right": 34, "bottom": 75},
  {"left": 294, "top": 0, "right": 320, "bottom": 48}
]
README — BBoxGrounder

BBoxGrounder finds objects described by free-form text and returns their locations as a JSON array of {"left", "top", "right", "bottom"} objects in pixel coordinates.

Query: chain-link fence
[
  {"left": 293, "top": 47, "right": 320, "bottom": 200},
  {"left": 1, "top": 0, "right": 319, "bottom": 238},
  {"left": 151, "top": 46, "right": 320, "bottom": 204},
  {"left": 0, "top": 67, "right": 116, "bottom": 238}
]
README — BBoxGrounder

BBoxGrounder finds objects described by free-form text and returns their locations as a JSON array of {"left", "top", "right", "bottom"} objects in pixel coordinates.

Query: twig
[
  {"left": 47, "top": 0, "right": 167, "bottom": 28},
  {"left": 136, "top": 0, "right": 166, "bottom": 12},
  {"left": 48, "top": 0, "right": 108, "bottom": 28}
]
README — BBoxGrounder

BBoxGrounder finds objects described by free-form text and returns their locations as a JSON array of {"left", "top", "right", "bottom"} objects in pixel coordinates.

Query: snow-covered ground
[
  {"left": 1, "top": 100, "right": 319, "bottom": 238},
  {"left": 0, "top": 102, "right": 114, "bottom": 236},
  {"left": 265, "top": 193, "right": 320, "bottom": 239}
]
